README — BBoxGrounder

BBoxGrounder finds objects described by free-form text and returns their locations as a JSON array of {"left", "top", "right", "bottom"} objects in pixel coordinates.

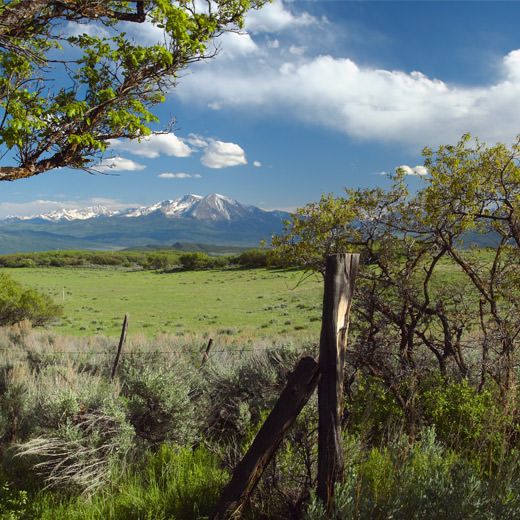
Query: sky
[{"left": 3, "top": 0, "right": 520, "bottom": 218}]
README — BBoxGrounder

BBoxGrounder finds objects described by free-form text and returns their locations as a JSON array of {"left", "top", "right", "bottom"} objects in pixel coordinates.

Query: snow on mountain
[
  {"left": 6, "top": 194, "right": 279, "bottom": 223},
  {"left": 15, "top": 205, "right": 121, "bottom": 222},
  {"left": 122, "top": 194, "right": 204, "bottom": 218}
]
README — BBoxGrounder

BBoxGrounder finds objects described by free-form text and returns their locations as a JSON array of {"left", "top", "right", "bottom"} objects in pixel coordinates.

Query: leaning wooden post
[
  {"left": 317, "top": 253, "right": 359, "bottom": 509},
  {"left": 210, "top": 356, "right": 321, "bottom": 520},
  {"left": 111, "top": 313, "right": 129, "bottom": 380},
  {"left": 200, "top": 337, "right": 214, "bottom": 368}
]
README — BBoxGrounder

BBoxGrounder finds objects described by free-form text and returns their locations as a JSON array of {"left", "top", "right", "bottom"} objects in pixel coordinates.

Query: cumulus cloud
[
  {"left": 109, "top": 133, "right": 192, "bottom": 159},
  {"left": 253, "top": 160, "right": 262, "bottom": 167},
  {"left": 245, "top": 0, "right": 318, "bottom": 33},
  {"left": 216, "top": 31, "right": 260, "bottom": 59},
  {"left": 158, "top": 173, "right": 202, "bottom": 179},
  {"left": 398, "top": 165, "right": 429, "bottom": 176},
  {"left": 97, "top": 156, "right": 146, "bottom": 171},
  {"left": 201, "top": 140, "right": 247, "bottom": 168},
  {"left": 175, "top": 31, "right": 520, "bottom": 148},
  {"left": 186, "top": 133, "right": 209, "bottom": 148}
]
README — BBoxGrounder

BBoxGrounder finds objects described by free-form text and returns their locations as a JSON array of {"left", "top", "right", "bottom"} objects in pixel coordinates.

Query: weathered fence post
[
  {"left": 200, "top": 337, "right": 214, "bottom": 368},
  {"left": 317, "top": 253, "right": 359, "bottom": 509},
  {"left": 210, "top": 356, "right": 321, "bottom": 520},
  {"left": 111, "top": 312, "right": 129, "bottom": 380}
]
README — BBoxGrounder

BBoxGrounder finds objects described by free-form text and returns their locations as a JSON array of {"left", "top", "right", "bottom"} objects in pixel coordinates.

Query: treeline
[{"left": 0, "top": 248, "right": 272, "bottom": 270}]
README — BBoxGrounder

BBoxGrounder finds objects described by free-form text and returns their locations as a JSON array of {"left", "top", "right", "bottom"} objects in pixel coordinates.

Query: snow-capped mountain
[
  {"left": 11, "top": 193, "right": 285, "bottom": 223},
  {"left": 0, "top": 194, "right": 290, "bottom": 254},
  {"left": 17, "top": 205, "right": 120, "bottom": 222}
]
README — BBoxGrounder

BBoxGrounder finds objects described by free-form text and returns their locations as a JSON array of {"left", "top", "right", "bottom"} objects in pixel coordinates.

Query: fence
[{"left": 210, "top": 253, "right": 360, "bottom": 519}]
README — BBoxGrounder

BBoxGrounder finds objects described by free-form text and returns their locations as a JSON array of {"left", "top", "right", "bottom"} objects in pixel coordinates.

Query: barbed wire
[{"left": 0, "top": 346, "right": 310, "bottom": 355}]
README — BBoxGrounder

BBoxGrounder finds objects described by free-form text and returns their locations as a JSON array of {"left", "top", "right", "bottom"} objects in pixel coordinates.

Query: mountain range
[{"left": 0, "top": 193, "right": 291, "bottom": 254}]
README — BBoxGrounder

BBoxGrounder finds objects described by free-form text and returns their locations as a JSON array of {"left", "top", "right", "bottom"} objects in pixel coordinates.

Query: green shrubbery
[
  {"left": 0, "top": 248, "right": 272, "bottom": 272},
  {"left": 1, "top": 327, "right": 520, "bottom": 518},
  {"left": 0, "top": 475, "right": 27, "bottom": 520},
  {"left": 304, "top": 428, "right": 520, "bottom": 520},
  {"left": 0, "top": 274, "right": 62, "bottom": 327}
]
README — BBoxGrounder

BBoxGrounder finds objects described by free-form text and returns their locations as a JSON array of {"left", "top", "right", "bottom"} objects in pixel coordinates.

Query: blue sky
[{"left": 2, "top": 0, "right": 520, "bottom": 218}]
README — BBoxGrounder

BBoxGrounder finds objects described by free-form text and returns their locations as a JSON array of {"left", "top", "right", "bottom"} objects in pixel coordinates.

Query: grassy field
[{"left": 1, "top": 267, "right": 324, "bottom": 340}]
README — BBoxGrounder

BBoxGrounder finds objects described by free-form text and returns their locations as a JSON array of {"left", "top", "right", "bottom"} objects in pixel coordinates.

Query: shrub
[
  {"left": 0, "top": 475, "right": 27, "bottom": 520},
  {"left": 179, "top": 252, "right": 213, "bottom": 270},
  {"left": 0, "top": 274, "right": 62, "bottom": 327},
  {"left": 304, "top": 429, "right": 520, "bottom": 520},
  {"left": 236, "top": 249, "right": 268, "bottom": 268},
  {"left": 119, "top": 360, "right": 198, "bottom": 447}
]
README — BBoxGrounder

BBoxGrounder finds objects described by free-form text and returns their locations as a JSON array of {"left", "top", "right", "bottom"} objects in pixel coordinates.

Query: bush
[
  {"left": 0, "top": 274, "right": 62, "bottom": 327},
  {"left": 119, "top": 360, "right": 198, "bottom": 447},
  {"left": 236, "top": 249, "right": 268, "bottom": 268},
  {"left": 0, "top": 475, "right": 27, "bottom": 520},
  {"left": 304, "top": 429, "right": 520, "bottom": 520},
  {"left": 179, "top": 252, "right": 215, "bottom": 270}
]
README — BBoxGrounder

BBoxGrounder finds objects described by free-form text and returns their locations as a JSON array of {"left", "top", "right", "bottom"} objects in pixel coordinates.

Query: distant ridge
[{"left": 0, "top": 194, "right": 290, "bottom": 254}]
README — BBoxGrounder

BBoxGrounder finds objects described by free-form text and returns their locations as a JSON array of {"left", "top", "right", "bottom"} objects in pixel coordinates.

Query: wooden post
[
  {"left": 111, "top": 313, "right": 129, "bottom": 380},
  {"left": 200, "top": 338, "right": 214, "bottom": 368},
  {"left": 317, "top": 253, "right": 359, "bottom": 509},
  {"left": 210, "top": 356, "right": 321, "bottom": 520}
]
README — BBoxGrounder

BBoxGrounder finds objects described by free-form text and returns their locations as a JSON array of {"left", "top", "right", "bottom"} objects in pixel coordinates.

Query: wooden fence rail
[
  {"left": 209, "top": 356, "right": 321, "bottom": 520},
  {"left": 209, "top": 253, "right": 359, "bottom": 518}
]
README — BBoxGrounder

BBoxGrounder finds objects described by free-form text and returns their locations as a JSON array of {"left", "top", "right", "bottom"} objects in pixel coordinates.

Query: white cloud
[
  {"left": 398, "top": 165, "right": 428, "bottom": 176},
  {"left": 109, "top": 133, "right": 192, "bottom": 159},
  {"left": 289, "top": 45, "right": 306, "bottom": 56},
  {"left": 175, "top": 37, "right": 520, "bottom": 148},
  {"left": 65, "top": 21, "right": 111, "bottom": 38},
  {"left": 119, "top": 19, "right": 166, "bottom": 45},
  {"left": 216, "top": 31, "right": 260, "bottom": 59},
  {"left": 245, "top": 0, "right": 317, "bottom": 33},
  {"left": 97, "top": 156, "right": 146, "bottom": 171},
  {"left": 201, "top": 140, "right": 247, "bottom": 168},
  {"left": 253, "top": 160, "right": 262, "bottom": 167},
  {"left": 158, "top": 173, "right": 202, "bottom": 179},
  {"left": 186, "top": 134, "right": 209, "bottom": 148}
]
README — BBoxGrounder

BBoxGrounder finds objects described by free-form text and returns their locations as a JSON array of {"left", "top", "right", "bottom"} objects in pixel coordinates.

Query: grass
[{"left": 0, "top": 267, "right": 324, "bottom": 340}]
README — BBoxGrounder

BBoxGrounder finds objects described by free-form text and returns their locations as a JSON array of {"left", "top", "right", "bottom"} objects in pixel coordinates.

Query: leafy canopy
[
  {"left": 272, "top": 134, "right": 520, "bottom": 398},
  {"left": 0, "top": 0, "right": 268, "bottom": 180}
]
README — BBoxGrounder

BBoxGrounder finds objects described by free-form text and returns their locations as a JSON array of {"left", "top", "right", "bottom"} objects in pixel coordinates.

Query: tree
[
  {"left": 271, "top": 134, "right": 520, "bottom": 420},
  {"left": 0, "top": 0, "right": 267, "bottom": 180}
]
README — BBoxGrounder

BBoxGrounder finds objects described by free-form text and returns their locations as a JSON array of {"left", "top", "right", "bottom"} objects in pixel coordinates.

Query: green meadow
[{"left": 0, "top": 267, "right": 324, "bottom": 340}]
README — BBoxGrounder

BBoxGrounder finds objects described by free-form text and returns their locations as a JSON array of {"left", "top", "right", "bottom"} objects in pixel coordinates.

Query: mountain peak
[
  {"left": 5, "top": 194, "right": 280, "bottom": 224},
  {"left": 15, "top": 205, "right": 119, "bottom": 222},
  {"left": 0, "top": 194, "right": 291, "bottom": 253}
]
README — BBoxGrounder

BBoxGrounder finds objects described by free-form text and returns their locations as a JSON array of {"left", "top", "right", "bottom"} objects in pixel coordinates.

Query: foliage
[
  {"left": 0, "top": 474, "right": 27, "bottom": 520},
  {"left": 0, "top": 248, "right": 271, "bottom": 271},
  {"left": 0, "top": 273, "right": 62, "bottom": 327},
  {"left": 178, "top": 251, "right": 227, "bottom": 270},
  {"left": 234, "top": 249, "right": 268, "bottom": 268},
  {"left": 0, "top": 327, "right": 519, "bottom": 517},
  {"left": 0, "top": 0, "right": 268, "bottom": 180},
  {"left": 28, "top": 444, "right": 227, "bottom": 520},
  {"left": 119, "top": 359, "right": 198, "bottom": 446},
  {"left": 304, "top": 429, "right": 520, "bottom": 520},
  {"left": 200, "top": 346, "right": 300, "bottom": 439},
  {"left": 272, "top": 134, "right": 520, "bottom": 415}
]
